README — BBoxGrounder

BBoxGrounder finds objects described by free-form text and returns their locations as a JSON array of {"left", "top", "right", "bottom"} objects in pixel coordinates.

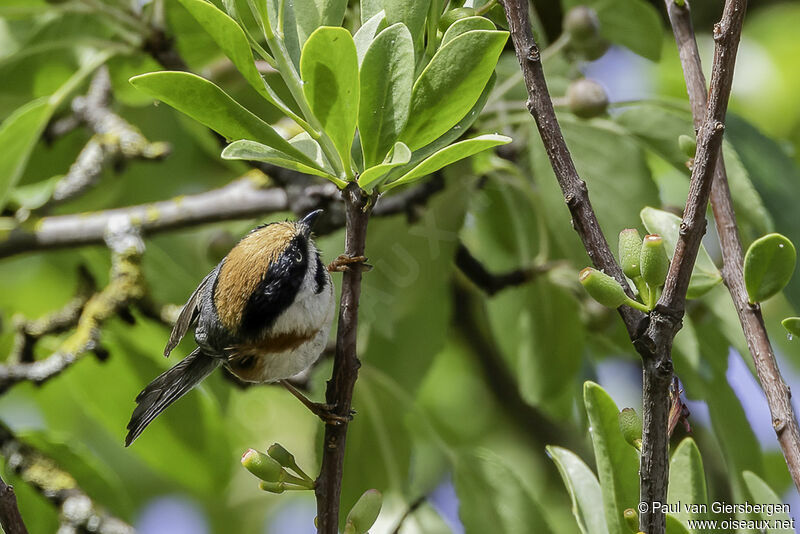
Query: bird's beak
[{"left": 300, "top": 209, "right": 323, "bottom": 236}]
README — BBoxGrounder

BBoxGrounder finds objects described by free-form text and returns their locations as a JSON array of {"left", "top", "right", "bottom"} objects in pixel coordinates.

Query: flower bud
[
  {"left": 678, "top": 134, "right": 696, "bottom": 158},
  {"left": 563, "top": 6, "right": 600, "bottom": 42},
  {"left": 619, "top": 229, "right": 643, "bottom": 280},
  {"left": 623, "top": 508, "right": 638, "bottom": 532},
  {"left": 579, "top": 268, "right": 628, "bottom": 309},
  {"left": 242, "top": 448, "right": 284, "bottom": 482},
  {"left": 618, "top": 408, "right": 643, "bottom": 450},
  {"left": 640, "top": 234, "right": 669, "bottom": 288},
  {"left": 267, "top": 443, "right": 296, "bottom": 469},
  {"left": 566, "top": 79, "right": 608, "bottom": 119},
  {"left": 574, "top": 36, "right": 611, "bottom": 61},
  {"left": 345, "top": 489, "right": 383, "bottom": 534},
  {"left": 438, "top": 8, "right": 476, "bottom": 31},
  {"left": 258, "top": 481, "right": 286, "bottom": 494}
]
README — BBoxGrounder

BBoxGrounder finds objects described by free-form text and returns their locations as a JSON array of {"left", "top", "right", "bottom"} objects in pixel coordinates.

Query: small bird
[{"left": 125, "top": 210, "right": 346, "bottom": 446}]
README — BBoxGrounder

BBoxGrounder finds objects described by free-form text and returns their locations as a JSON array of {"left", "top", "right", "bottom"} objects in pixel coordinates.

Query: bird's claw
[
  {"left": 311, "top": 402, "right": 355, "bottom": 426},
  {"left": 327, "top": 254, "right": 371, "bottom": 273}
]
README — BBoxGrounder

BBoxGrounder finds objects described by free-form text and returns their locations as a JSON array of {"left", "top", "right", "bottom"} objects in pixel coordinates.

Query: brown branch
[
  {"left": 315, "top": 183, "right": 374, "bottom": 533},
  {"left": 0, "top": 474, "right": 28, "bottom": 534},
  {"left": 503, "top": 0, "right": 746, "bottom": 532},
  {"left": 0, "top": 421, "right": 132, "bottom": 534},
  {"left": 0, "top": 221, "right": 146, "bottom": 394},
  {"left": 501, "top": 0, "right": 646, "bottom": 341},
  {"left": 455, "top": 243, "right": 564, "bottom": 296},
  {"left": 664, "top": 0, "right": 800, "bottom": 491}
]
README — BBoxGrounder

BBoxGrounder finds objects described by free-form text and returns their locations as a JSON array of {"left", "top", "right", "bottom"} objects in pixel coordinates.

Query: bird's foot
[
  {"left": 308, "top": 402, "right": 355, "bottom": 426},
  {"left": 327, "top": 254, "right": 371, "bottom": 273}
]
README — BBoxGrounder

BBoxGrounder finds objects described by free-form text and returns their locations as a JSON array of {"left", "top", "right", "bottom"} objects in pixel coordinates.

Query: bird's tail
[{"left": 125, "top": 348, "right": 220, "bottom": 446}]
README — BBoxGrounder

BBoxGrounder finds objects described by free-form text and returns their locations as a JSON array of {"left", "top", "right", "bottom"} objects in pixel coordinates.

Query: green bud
[
  {"left": 242, "top": 448, "right": 284, "bottom": 482},
  {"left": 563, "top": 6, "right": 600, "bottom": 42},
  {"left": 783, "top": 317, "right": 800, "bottom": 338},
  {"left": 619, "top": 408, "right": 643, "bottom": 450},
  {"left": 678, "top": 134, "right": 696, "bottom": 158},
  {"left": 619, "top": 229, "right": 643, "bottom": 280},
  {"left": 439, "top": 8, "right": 476, "bottom": 31},
  {"left": 743, "top": 233, "right": 796, "bottom": 303},
  {"left": 566, "top": 79, "right": 608, "bottom": 119},
  {"left": 345, "top": 489, "right": 383, "bottom": 534},
  {"left": 267, "top": 443, "right": 296, "bottom": 468},
  {"left": 640, "top": 234, "right": 669, "bottom": 288},
  {"left": 579, "top": 268, "right": 628, "bottom": 309},
  {"left": 623, "top": 508, "right": 639, "bottom": 533},
  {"left": 570, "top": 35, "right": 610, "bottom": 61},
  {"left": 258, "top": 481, "right": 286, "bottom": 494}
]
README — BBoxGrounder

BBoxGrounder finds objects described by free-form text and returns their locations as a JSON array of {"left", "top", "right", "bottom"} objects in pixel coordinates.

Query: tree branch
[
  {"left": 0, "top": 473, "right": 28, "bottom": 534},
  {"left": 503, "top": 1, "right": 746, "bottom": 532},
  {"left": 0, "top": 421, "right": 133, "bottom": 534},
  {"left": 663, "top": 0, "right": 800, "bottom": 491},
  {"left": 455, "top": 243, "right": 564, "bottom": 296},
  {"left": 315, "top": 183, "right": 374, "bottom": 533},
  {"left": 0, "top": 220, "right": 146, "bottom": 394},
  {"left": 501, "top": 0, "right": 646, "bottom": 342}
]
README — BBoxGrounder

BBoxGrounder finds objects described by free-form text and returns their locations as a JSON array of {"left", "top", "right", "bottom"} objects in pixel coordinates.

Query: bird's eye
[{"left": 294, "top": 250, "right": 303, "bottom": 263}]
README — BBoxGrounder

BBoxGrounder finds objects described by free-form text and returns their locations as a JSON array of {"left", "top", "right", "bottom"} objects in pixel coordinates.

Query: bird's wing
[{"left": 164, "top": 270, "right": 215, "bottom": 357}]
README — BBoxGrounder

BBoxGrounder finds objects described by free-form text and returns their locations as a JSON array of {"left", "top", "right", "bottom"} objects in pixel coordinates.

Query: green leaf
[
  {"left": 743, "top": 233, "right": 796, "bottom": 303},
  {"left": 0, "top": 49, "right": 112, "bottom": 211},
  {"left": 454, "top": 448, "right": 550, "bottom": 534},
  {"left": 129, "top": 71, "right": 311, "bottom": 164},
  {"left": 354, "top": 10, "right": 387, "bottom": 64},
  {"left": 177, "top": 0, "right": 280, "bottom": 106},
  {"left": 668, "top": 438, "right": 708, "bottom": 528},
  {"left": 300, "top": 26, "right": 359, "bottom": 174},
  {"left": 358, "top": 142, "right": 411, "bottom": 190},
  {"left": 742, "top": 471, "right": 793, "bottom": 532},
  {"left": 385, "top": 134, "right": 511, "bottom": 190},
  {"left": 547, "top": 446, "right": 609, "bottom": 534},
  {"left": 358, "top": 23, "right": 414, "bottom": 167},
  {"left": 666, "top": 515, "right": 691, "bottom": 534},
  {"left": 640, "top": 207, "right": 723, "bottom": 298},
  {"left": 441, "top": 16, "right": 495, "bottom": 47},
  {"left": 292, "top": 0, "right": 348, "bottom": 48},
  {"left": 399, "top": 30, "right": 508, "bottom": 151},
  {"left": 0, "top": 98, "right": 50, "bottom": 211},
  {"left": 783, "top": 317, "right": 800, "bottom": 337},
  {"left": 381, "top": 0, "right": 432, "bottom": 44},
  {"left": 221, "top": 139, "right": 336, "bottom": 180},
  {"left": 583, "top": 382, "right": 639, "bottom": 534}
]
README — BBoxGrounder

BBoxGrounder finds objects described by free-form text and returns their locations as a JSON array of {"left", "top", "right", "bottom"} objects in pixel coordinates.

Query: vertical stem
[{"left": 315, "top": 182, "right": 372, "bottom": 533}]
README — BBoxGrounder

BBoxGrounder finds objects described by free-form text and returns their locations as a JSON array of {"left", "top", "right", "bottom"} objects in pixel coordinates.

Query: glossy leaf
[
  {"left": 357, "top": 142, "right": 411, "bottom": 190},
  {"left": 783, "top": 317, "right": 800, "bottom": 337},
  {"left": 441, "top": 16, "right": 495, "bottom": 47},
  {"left": 384, "top": 134, "right": 511, "bottom": 190},
  {"left": 177, "top": 0, "right": 280, "bottom": 107},
  {"left": 583, "top": 382, "right": 639, "bottom": 534},
  {"left": 454, "top": 448, "right": 550, "bottom": 534},
  {"left": 743, "top": 233, "right": 796, "bottom": 303},
  {"left": 0, "top": 98, "right": 50, "bottom": 211},
  {"left": 640, "top": 207, "right": 723, "bottom": 298},
  {"left": 547, "top": 446, "right": 609, "bottom": 534},
  {"left": 399, "top": 30, "right": 508, "bottom": 151},
  {"left": 221, "top": 139, "right": 335, "bottom": 179},
  {"left": 129, "top": 71, "right": 312, "bottom": 165},
  {"left": 300, "top": 27, "right": 359, "bottom": 172},
  {"left": 668, "top": 438, "right": 708, "bottom": 527},
  {"left": 743, "top": 471, "right": 793, "bottom": 531},
  {"left": 358, "top": 23, "right": 414, "bottom": 167}
]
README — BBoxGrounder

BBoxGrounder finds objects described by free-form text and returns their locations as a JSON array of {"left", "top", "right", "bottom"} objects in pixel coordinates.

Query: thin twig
[
  {"left": 455, "top": 243, "right": 564, "bottom": 296},
  {"left": 663, "top": 0, "right": 800, "bottom": 490},
  {"left": 0, "top": 473, "right": 28, "bottom": 534},
  {"left": 0, "top": 220, "right": 146, "bottom": 394},
  {"left": 315, "top": 183, "right": 374, "bottom": 533},
  {"left": 0, "top": 421, "right": 133, "bottom": 534},
  {"left": 0, "top": 175, "right": 443, "bottom": 259},
  {"left": 501, "top": 0, "right": 646, "bottom": 341},
  {"left": 390, "top": 495, "right": 426, "bottom": 534}
]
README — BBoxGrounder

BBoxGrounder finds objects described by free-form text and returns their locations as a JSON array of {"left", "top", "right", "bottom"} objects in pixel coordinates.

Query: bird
[{"left": 125, "top": 209, "right": 351, "bottom": 446}]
